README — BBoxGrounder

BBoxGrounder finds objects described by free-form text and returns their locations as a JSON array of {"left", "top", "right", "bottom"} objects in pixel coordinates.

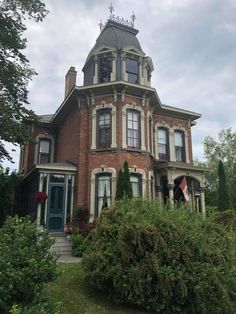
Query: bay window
[
  {"left": 95, "top": 173, "right": 111, "bottom": 218},
  {"left": 127, "top": 110, "right": 141, "bottom": 149},
  {"left": 97, "top": 109, "right": 111, "bottom": 148}
]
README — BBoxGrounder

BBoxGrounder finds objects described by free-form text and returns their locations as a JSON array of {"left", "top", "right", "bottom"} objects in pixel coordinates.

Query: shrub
[
  {"left": 212, "top": 209, "right": 236, "bottom": 231},
  {"left": 71, "top": 233, "right": 88, "bottom": 257},
  {"left": 0, "top": 216, "right": 57, "bottom": 313},
  {"left": 82, "top": 199, "right": 236, "bottom": 313}
]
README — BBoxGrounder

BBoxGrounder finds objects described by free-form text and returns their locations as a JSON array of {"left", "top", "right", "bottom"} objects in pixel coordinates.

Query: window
[
  {"left": 147, "top": 67, "right": 151, "bottom": 82},
  {"left": 126, "top": 57, "right": 139, "bottom": 84},
  {"left": 127, "top": 110, "right": 140, "bottom": 149},
  {"left": 98, "top": 53, "right": 112, "bottom": 83},
  {"left": 149, "top": 118, "right": 153, "bottom": 154},
  {"left": 97, "top": 109, "right": 111, "bottom": 148},
  {"left": 38, "top": 139, "right": 51, "bottom": 164},
  {"left": 95, "top": 173, "right": 111, "bottom": 218},
  {"left": 130, "top": 174, "right": 142, "bottom": 197},
  {"left": 158, "top": 128, "right": 169, "bottom": 161},
  {"left": 174, "top": 131, "right": 185, "bottom": 162}
]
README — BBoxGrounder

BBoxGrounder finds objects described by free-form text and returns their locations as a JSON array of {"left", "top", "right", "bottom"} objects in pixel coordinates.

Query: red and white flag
[{"left": 180, "top": 177, "right": 189, "bottom": 202}]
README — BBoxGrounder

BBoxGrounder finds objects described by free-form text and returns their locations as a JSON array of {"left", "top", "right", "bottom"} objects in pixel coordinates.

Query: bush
[
  {"left": 0, "top": 216, "right": 57, "bottom": 313},
  {"left": 82, "top": 199, "right": 236, "bottom": 313},
  {"left": 212, "top": 209, "right": 236, "bottom": 231},
  {"left": 71, "top": 233, "right": 88, "bottom": 257}
]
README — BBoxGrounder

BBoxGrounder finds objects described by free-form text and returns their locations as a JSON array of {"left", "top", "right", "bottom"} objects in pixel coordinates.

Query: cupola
[{"left": 82, "top": 5, "right": 154, "bottom": 87}]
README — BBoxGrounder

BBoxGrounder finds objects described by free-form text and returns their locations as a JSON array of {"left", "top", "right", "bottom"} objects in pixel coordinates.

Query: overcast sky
[{"left": 4, "top": 0, "right": 236, "bottom": 170}]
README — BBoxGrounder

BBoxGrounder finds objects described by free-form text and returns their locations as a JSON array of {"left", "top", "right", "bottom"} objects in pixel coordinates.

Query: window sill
[{"left": 91, "top": 148, "right": 118, "bottom": 153}]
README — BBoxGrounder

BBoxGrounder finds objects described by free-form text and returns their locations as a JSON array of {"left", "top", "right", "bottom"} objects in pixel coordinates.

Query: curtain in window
[
  {"left": 97, "top": 175, "right": 111, "bottom": 215},
  {"left": 98, "top": 110, "right": 111, "bottom": 148},
  {"left": 127, "top": 111, "right": 140, "bottom": 148}
]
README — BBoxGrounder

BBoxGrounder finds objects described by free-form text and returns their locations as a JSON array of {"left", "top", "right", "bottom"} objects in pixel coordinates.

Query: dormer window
[
  {"left": 98, "top": 53, "right": 112, "bottom": 83},
  {"left": 126, "top": 57, "right": 139, "bottom": 84},
  {"left": 38, "top": 138, "right": 51, "bottom": 164}
]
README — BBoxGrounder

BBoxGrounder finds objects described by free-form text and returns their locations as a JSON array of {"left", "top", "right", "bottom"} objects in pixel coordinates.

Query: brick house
[{"left": 19, "top": 17, "right": 208, "bottom": 233}]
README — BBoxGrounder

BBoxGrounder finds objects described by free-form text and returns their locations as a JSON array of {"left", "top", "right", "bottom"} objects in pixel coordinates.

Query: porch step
[{"left": 50, "top": 233, "right": 72, "bottom": 256}]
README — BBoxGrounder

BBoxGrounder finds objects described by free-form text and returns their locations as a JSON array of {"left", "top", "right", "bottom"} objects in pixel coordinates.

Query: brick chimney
[{"left": 65, "top": 66, "right": 77, "bottom": 98}]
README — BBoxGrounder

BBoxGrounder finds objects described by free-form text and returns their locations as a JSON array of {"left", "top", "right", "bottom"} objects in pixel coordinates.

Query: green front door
[{"left": 47, "top": 183, "right": 65, "bottom": 232}]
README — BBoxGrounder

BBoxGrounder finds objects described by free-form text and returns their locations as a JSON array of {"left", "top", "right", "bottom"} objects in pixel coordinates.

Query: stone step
[{"left": 50, "top": 234, "right": 72, "bottom": 256}]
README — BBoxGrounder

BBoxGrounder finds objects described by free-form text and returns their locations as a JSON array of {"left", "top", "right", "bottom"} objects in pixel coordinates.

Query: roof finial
[
  {"left": 109, "top": 2, "right": 114, "bottom": 19},
  {"left": 131, "top": 11, "right": 136, "bottom": 27},
  {"left": 98, "top": 19, "right": 103, "bottom": 31}
]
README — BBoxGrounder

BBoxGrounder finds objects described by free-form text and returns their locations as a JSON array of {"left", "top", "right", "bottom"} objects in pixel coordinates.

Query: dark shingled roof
[{"left": 84, "top": 20, "right": 144, "bottom": 68}]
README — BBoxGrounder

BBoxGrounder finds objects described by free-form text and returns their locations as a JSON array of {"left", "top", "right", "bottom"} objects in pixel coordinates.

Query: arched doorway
[{"left": 174, "top": 176, "right": 201, "bottom": 212}]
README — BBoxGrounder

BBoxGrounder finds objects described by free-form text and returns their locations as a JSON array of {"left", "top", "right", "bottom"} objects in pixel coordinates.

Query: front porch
[
  {"left": 155, "top": 162, "right": 209, "bottom": 217},
  {"left": 21, "top": 162, "right": 77, "bottom": 233}
]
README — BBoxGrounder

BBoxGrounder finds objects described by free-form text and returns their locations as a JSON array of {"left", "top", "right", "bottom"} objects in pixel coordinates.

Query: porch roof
[
  {"left": 155, "top": 161, "right": 209, "bottom": 173},
  {"left": 35, "top": 162, "right": 77, "bottom": 172}
]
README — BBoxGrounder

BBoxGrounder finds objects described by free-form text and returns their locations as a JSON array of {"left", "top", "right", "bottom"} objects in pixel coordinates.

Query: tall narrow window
[
  {"left": 97, "top": 109, "right": 111, "bottom": 148},
  {"left": 158, "top": 128, "right": 169, "bottom": 161},
  {"left": 38, "top": 139, "right": 51, "bottom": 164},
  {"left": 127, "top": 110, "right": 140, "bottom": 149},
  {"left": 126, "top": 57, "right": 139, "bottom": 84},
  {"left": 130, "top": 174, "right": 142, "bottom": 197},
  {"left": 149, "top": 118, "right": 153, "bottom": 154},
  {"left": 174, "top": 131, "right": 185, "bottom": 162},
  {"left": 95, "top": 174, "right": 111, "bottom": 218},
  {"left": 98, "top": 53, "right": 112, "bottom": 83}
]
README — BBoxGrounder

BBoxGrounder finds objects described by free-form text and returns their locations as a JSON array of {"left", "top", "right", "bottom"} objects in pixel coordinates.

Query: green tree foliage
[
  {"left": 0, "top": 216, "right": 57, "bottom": 313},
  {"left": 116, "top": 161, "right": 133, "bottom": 199},
  {"left": 116, "top": 169, "right": 124, "bottom": 200},
  {"left": 204, "top": 128, "right": 236, "bottom": 208},
  {"left": 83, "top": 199, "right": 236, "bottom": 313},
  {"left": 0, "top": 0, "right": 48, "bottom": 162},
  {"left": 218, "top": 160, "right": 230, "bottom": 211},
  {"left": 0, "top": 166, "right": 22, "bottom": 225}
]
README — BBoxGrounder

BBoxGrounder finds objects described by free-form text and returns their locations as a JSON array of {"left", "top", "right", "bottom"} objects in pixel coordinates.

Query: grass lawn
[{"left": 45, "top": 263, "right": 148, "bottom": 314}]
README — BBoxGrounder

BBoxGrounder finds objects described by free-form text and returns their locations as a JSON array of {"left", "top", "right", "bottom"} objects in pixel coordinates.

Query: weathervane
[
  {"left": 131, "top": 11, "right": 136, "bottom": 27},
  {"left": 98, "top": 19, "right": 103, "bottom": 31},
  {"left": 109, "top": 2, "right": 114, "bottom": 18}
]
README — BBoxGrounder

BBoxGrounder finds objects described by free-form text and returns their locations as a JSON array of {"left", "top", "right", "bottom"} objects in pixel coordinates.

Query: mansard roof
[{"left": 83, "top": 20, "right": 144, "bottom": 69}]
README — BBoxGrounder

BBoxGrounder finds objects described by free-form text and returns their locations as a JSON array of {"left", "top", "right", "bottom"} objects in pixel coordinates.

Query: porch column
[
  {"left": 168, "top": 184, "right": 174, "bottom": 208},
  {"left": 37, "top": 173, "right": 44, "bottom": 226},
  {"left": 157, "top": 185, "right": 162, "bottom": 203},
  {"left": 200, "top": 187, "right": 206, "bottom": 219}
]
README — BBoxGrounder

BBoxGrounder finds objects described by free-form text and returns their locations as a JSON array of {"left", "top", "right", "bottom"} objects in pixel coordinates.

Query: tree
[
  {"left": 0, "top": 0, "right": 48, "bottom": 162},
  {"left": 123, "top": 161, "right": 133, "bottom": 198},
  {"left": 116, "top": 169, "right": 124, "bottom": 200},
  {"left": 218, "top": 160, "right": 230, "bottom": 211},
  {"left": 204, "top": 128, "right": 236, "bottom": 209}
]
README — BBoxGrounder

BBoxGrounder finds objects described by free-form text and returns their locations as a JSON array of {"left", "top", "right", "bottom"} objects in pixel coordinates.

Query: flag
[{"left": 180, "top": 177, "right": 189, "bottom": 202}]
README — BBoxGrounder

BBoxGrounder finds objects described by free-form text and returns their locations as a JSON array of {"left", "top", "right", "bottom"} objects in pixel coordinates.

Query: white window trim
[
  {"left": 155, "top": 123, "right": 173, "bottom": 161},
  {"left": 34, "top": 134, "right": 55, "bottom": 165},
  {"left": 129, "top": 167, "right": 146, "bottom": 198},
  {"left": 122, "top": 104, "right": 146, "bottom": 151},
  {"left": 90, "top": 167, "right": 116, "bottom": 221},
  {"left": 91, "top": 103, "right": 117, "bottom": 150}
]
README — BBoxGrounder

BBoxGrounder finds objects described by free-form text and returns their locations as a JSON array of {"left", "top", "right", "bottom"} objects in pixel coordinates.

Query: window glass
[
  {"left": 127, "top": 110, "right": 140, "bottom": 149},
  {"left": 97, "top": 109, "right": 111, "bottom": 148},
  {"left": 98, "top": 53, "right": 112, "bottom": 83},
  {"left": 158, "top": 128, "right": 168, "bottom": 161},
  {"left": 174, "top": 131, "right": 185, "bottom": 162},
  {"left": 130, "top": 174, "right": 141, "bottom": 197},
  {"left": 50, "top": 174, "right": 65, "bottom": 183},
  {"left": 96, "top": 174, "right": 111, "bottom": 218},
  {"left": 38, "top": 139, "right": 51, "bottom": 164},
  {"left": 126, "top": 58, "right": 139, "bottom": 84}
]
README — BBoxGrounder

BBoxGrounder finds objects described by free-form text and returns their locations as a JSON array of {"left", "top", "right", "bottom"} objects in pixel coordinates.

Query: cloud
[{"left": 2, "top": 0, "right": 236, "bottom": 169}]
